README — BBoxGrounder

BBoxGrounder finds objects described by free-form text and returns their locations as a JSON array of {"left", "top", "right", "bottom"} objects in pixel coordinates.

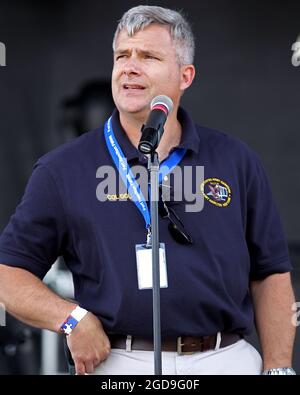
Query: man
[{"left": 0, "top": 5, "right": 296, "bottom": 375}]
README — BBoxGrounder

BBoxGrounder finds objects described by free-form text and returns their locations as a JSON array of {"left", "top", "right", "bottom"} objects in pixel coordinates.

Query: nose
[{"left": 122, "top": 56, "right": 142, "bottom": 77}]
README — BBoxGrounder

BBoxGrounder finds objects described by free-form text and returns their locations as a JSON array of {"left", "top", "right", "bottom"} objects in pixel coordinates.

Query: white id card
[{"left": 135, "top": 243, "right": 168, "bottom": 290}]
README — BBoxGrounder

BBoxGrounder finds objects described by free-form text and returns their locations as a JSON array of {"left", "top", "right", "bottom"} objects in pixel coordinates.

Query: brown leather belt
[{"left": 109, "top": 333, "right": 242, "bottom": 355}]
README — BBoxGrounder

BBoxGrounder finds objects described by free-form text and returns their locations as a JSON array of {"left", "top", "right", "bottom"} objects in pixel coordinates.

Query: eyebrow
[
  {"left": 114, "top": 49, "right": 129, "bottom": 56},
  {"left": 114, "top": 48, "right": 164, "bottom": 58}
]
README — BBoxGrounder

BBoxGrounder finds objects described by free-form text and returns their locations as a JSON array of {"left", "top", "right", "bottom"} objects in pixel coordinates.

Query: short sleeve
[
  {"left": 0, "top": 163, "right": 69, "bottom": 279},
  {"left": 246, "top": 153, "right": 292, "bottom": 280}
]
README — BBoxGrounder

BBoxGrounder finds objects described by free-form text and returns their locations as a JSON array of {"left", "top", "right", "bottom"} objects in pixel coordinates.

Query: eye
[
  {"left": 145, "top": 55, "right": 158, "bottom": 60},
  {"left": 116, "top": 54, "right": 127, "bottom": 61}
]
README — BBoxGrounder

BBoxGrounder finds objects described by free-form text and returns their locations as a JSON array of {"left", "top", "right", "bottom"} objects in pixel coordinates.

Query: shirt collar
[{"left": 110, "top": 106, "right": 200, "bottom": 162}]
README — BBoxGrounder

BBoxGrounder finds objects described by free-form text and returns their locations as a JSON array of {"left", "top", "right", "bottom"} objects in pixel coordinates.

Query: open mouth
[{"left": 122, "top": 84, "right": 146, "bottom": 90}]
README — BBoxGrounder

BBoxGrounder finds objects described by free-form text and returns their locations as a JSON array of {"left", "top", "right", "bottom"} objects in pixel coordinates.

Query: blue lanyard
[{"left": 104, "top": 116, "right": 186, "bottom": 230}]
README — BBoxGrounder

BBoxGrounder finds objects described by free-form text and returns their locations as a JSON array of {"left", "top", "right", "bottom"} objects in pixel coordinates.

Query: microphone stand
[{"left": 148, "top": 151, "right": 162, "bottom": 375}]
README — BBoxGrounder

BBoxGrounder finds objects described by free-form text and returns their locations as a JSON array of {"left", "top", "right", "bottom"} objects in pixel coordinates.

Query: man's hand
[
  {"left": 0, "top": 265, "right": 111, "bottom": 374},
  {"left": 66, "top": 312, "right": 111, "bottom": 375}
]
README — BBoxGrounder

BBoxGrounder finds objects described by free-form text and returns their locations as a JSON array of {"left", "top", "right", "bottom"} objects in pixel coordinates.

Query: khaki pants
[{"left": 91, "top": 339, "right": 262, "bottom": 375}]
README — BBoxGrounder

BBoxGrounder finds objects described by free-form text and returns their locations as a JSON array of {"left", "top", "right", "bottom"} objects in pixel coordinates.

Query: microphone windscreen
[{"left": 150, "top": 95, "right": 174, "bottom": 114}]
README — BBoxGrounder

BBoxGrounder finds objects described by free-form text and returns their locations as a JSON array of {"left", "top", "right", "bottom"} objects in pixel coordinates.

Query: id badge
[{"left": 135, "top": 243, "right": 168, "bottom": 290}]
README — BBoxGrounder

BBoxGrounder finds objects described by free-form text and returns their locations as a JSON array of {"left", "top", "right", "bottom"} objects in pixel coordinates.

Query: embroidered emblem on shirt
[{"left": 200, "top": 178, "right": 231, "bottom": 207}]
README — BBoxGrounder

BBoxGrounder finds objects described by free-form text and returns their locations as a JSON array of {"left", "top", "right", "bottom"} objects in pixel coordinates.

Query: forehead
[{"left": 114, "top": 24, "right": 174, "bottom": 53}]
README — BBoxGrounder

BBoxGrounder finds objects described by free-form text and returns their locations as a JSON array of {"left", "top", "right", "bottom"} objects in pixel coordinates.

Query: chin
[{"left": 119, "top": 101, "right": 149, "bottom": 116}]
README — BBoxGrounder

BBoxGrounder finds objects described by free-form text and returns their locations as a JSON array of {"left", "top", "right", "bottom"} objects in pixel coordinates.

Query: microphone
[{"left": 138, "top": 95, "right": 174, "bottom": 154}]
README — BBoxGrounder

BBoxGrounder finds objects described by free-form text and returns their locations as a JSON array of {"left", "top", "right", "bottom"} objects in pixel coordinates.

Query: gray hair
[{"left": 112, "top": 5, "right": 195, "bottom": 65}]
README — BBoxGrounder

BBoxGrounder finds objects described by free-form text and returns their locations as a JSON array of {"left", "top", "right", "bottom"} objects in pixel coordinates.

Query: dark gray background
[{"left": 0, "top": 0, "right": 299, "bottom": 374}]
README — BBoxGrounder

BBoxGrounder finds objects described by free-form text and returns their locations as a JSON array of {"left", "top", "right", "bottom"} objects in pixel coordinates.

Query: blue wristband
[{"left": 60, "top": 306, "right": 88, "bottom": 335}]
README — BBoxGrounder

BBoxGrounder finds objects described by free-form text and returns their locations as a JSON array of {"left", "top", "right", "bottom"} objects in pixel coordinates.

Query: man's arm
[
  {"left": 250, "top": 272, "right": 296, "bottom": 371},
  {"left": 0, "top": 264, "right": 110, "bottom": 374}
]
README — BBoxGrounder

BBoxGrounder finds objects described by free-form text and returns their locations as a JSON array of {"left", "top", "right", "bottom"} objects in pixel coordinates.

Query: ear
[{"left": 180, "top": 64, "right": 196, "bottom": 92}]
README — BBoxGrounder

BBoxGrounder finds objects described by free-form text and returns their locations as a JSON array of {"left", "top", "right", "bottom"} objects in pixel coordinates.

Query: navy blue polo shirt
[{"left": 0, "top": 108, "right": 292, "bottom": 338}]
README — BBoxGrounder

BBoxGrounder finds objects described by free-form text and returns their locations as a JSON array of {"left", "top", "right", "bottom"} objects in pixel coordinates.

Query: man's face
[{"left": 112, "top": 24, "right": 185, "bottom": 119}]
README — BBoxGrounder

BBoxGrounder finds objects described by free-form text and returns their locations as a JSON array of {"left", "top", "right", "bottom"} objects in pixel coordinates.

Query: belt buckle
[{"left": 177, "top": 336, "right": 201, "bottom": 355}]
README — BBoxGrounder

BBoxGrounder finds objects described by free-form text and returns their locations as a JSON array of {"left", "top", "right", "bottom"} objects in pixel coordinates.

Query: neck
[{"left": 119, "top": 110, "right": 182, "bottom": 162}]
